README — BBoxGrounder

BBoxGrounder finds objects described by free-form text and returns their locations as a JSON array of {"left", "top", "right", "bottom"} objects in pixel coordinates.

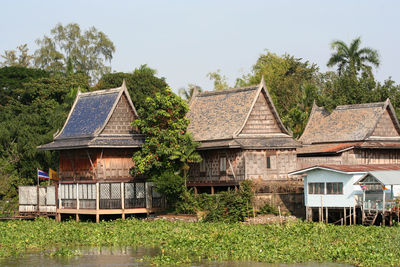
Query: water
[{"left": 0, "top": 247, "right": 353, "bottom": 267}]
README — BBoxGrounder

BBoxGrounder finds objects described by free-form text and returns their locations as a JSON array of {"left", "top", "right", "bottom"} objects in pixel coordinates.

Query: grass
[{"left": 0, "top": 218, "right": 399, "bottom": 266}]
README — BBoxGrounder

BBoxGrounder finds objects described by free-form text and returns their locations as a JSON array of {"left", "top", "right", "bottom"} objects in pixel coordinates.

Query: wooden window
[
  {"left": 308, "top": 183, "right": 325, "bottom": 194},
  {"left": 219, "top": 157, "right": 226, "bottom": 174},
  {"left": 200, "top": 159, "right": 206, "bottom": 173},
  {"left": 326, "top": 182, "right": 343, "bottom": 194},
  {"left": 266, "top": 156, "right": 271, "bottom": 169}
]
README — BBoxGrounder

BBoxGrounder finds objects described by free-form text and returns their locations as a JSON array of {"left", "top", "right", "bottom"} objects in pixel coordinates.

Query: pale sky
[{"left": 1, "top": 0, "right": 399, "bottom": 92}]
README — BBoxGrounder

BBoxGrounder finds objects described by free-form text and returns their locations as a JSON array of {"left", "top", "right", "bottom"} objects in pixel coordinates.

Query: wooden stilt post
[
  {"left": 211, "top": 186, "right": 215, "bottom": 195},
  {"left": 383, "top": 189, "right": 386, "bottom": 226},
  {"left": 56, "top": 212, "right": 61, "bottom": 222},
  {"left": 96, "top": 182, "right": 100, "bottom": 223},
  {"left": 344, "top": 208, "right": 346, "bottom": 225},
  {"left": 194, "top": 187, "right": 198, "bottom": 195},
  {"left": 319, "top": 207, "right": 321, "bottom": 222},
  {"left": 76, "top": 214, "right": 79, "bottom": 222},
  {"left": 121, "top": 182, "right": 125, "bottom": 220},
  {"left": 349, "top": 207, "right": 352, "bottom": 225},
  {"left": 309, "top": 208, "right": 313, "bottom": 222},
  {"left": 353, "top": 206, "right": 356, "bottom": 225},
  {"left": 325, "top": 207, "right": 328, "bottom": 224},
  {"left": 306, "top": 207, "right": 309, "bottom": 221}
]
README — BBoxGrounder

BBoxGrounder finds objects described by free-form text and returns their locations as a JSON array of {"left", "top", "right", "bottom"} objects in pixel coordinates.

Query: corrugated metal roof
[
  {"left": 357, "top": 171, "right": 400, "bottom": 185},
  {"left": 289, "top": 164, "right": 400, "bottom": 175}
]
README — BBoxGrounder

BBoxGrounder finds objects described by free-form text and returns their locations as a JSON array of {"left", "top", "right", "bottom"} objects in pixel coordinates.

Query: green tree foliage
[
  {"left": 0, "top": 66, "right": 89, "bottom": 191},
  {"left": 207, "top": 69, "right": 230, "bottom": 91},
  {"left": 236, "top": 51, "right": 320, "bottom": 137},
  {"left": 176, "top": 180, "right": 254, "bottom": 222},
  {"left": 0, "top": 44, "right": 34, "bottom": 68},
  {"left": 95, "top": 65, "right": 168, "bottom": 111},
  {"left": 327, "top": 37, "right": 380, "bottom": 76},
  {"left": 33, "top": 23, "right": 115, "bottom": 81},
  {"left": 131, "top": 87, "right": 201, "bottom": 204},
  {"left": 0, "top": 66, "right": 49, "bottom": 106}
]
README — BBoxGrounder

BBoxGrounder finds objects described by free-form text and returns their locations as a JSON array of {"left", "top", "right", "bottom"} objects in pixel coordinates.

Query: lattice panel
[
  {"left": 100, "top": 183, "right": 110, "bottom": 199},
  {"left": 136, "top": 183, "right": 145, "bottom": 199},
  {"left": 111, "top": 183, "right": 121, "bottom": 199}
]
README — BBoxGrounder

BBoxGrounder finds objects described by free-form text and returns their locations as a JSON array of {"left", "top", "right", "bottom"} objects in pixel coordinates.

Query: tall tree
[
  {"left": 236, "top": 51, "right": 320, "bottom": 137},
  {"left": 327, "top": 37, "right": 380, "bottom": 76},
  {"left": 34, "top": 23, "right": 115, "bottom": 82},
  {"left": 207, "top": 69, "right": 229, "bottom": 91},
  {"left": 0, "top": 44, "right": 34, "bottom": 67}
]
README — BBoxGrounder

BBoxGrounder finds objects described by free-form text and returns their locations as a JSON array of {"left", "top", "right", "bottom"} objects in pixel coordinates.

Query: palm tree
[
  {"left": 327, "top": 37, "right": 380, "bottom": 76},
  {"left": 169, "top": 134, "right": 202, "bottom": 186},
  {"left": 178, "top": 84, "right": 202, "bottom": 102}
]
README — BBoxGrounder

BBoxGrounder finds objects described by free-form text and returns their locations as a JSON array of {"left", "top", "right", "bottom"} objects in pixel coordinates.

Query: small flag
[
  {"left": 360, "top": 185, "right": 368, "bottom": 191},
  {"left": 49, "top": 168, "right": 59, "bottom": 180},
  {"left": 382, "top": 185, "right": 388, "bottom": 190},
  {"left": 37, "top": 169, "right": 50, "bottom": 180}
]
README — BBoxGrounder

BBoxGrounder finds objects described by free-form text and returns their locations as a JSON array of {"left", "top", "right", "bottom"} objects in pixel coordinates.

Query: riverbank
[{"left": 0, "top": 218, "right": 399, "bottom": 266}]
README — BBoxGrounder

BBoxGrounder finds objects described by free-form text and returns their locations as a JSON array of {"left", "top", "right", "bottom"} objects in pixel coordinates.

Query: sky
[{"left": 1, "top": 0, "right": 399, "bottom": 92}]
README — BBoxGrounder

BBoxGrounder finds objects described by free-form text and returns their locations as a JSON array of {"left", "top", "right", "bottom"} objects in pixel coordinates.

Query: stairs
[{"left": 363, "top": 210, "right": 378, "bottom": 226}]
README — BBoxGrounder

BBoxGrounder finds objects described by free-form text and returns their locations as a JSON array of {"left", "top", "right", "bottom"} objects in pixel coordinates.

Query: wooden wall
[
  {"left": 188, "top": 148, "right": 298, "bottom": 183},
  {"left": 59, "top": 148, "right": 137, "bottom": 181},
  {"left": 297, "top": 148, "right": 400, "bottom": 169}
]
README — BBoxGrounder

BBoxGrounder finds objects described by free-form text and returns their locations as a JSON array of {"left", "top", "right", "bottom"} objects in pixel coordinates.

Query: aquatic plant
[{"left": 0, "top": 218, "right": 399, "bottom": 266}]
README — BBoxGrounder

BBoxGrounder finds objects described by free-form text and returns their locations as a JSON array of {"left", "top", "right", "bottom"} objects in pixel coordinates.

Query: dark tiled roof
[
  {"left": 187, "top": 86, "right": 259, "bottom": 141},
  {"left": 187, "top": 79, "right": 297, "bottom": 150},
  {"left": 299, "top": 100, "right": 396, "bottom": 144},
  {"left": 39, "top": 135, "right": 145, "bottom": 150},
  {"left": 235, "top": 136, "right": 301, "bottom": 149},
  {"left": 57, "top": 91, "right": 119, "bottom": 139},
  {"left": 38, "top": 82, "right": 142, "bottom": 150},
  {"left": 297, "top": 142, "right": 361, "bottom": 155},
  {"left": 298, "top": 141, "right": 400, "bottom": 155}
]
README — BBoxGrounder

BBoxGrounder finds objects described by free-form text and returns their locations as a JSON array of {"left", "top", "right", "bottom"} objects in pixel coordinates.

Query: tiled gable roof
[
  {"left": 57, "top": 90, "right": 119, "bottom": 139},
  {"left": 38, "top": 81, "right": 144, "bottom": 150},
  {"left": 187, "top": 79, "right": 300, "bottom": 149},
  {"left": 299, "top": 99, "right": 400, "bottom": 144},
  {"left": 187, "top": 86, "right": 259, "bottom": 141}
]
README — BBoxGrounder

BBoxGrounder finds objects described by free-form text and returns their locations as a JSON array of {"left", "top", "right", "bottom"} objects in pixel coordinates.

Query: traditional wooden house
[
  {"left": 290, "top": 164, "right": 400, "bottom": 225},
  {"left": 38, "top": 81, "right": 163, "bottom": 222},
  {"left": 297, "top": 100, "right": 400, "bottom": 169},
  {"left": 186, "top": 79, "right": 301, "bottom": 193}
]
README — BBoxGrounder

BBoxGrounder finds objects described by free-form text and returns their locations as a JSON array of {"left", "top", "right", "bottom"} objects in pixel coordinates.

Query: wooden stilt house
[
  {"left": 38, "top": 81, "right": 163, "bottom": 222},
  {"left": 297, "top": 100, "right": 400, "bottom": 169},
  {"left": 186, "top": 78, "right": 301, "bottom": 193}
]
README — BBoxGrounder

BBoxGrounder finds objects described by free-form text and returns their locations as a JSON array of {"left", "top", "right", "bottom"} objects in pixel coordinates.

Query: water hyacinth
[{"left": 0, "top": 218, "right": 399, "bottom": 266}]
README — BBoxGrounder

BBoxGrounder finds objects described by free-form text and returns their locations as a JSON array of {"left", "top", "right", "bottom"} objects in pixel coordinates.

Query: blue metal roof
[{"left": 57, "top": 92, "right": 119, "bottom": 139}]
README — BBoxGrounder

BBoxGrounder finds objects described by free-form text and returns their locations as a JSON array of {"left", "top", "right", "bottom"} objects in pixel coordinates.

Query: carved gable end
[
  {"left": 371, "top": 109, "right": 400, "bottom": 137},
  {"left": 240, "top": 92, "right": 282, "bottom": 135},
  {"left": 101, "top": 93, "right": 138, "bottom": 135}
]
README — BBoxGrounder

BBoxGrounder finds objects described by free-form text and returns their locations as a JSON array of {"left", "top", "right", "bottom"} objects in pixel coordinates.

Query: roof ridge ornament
[{"left": 121, "top": 79, "right": 127, "bottom": 90}]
